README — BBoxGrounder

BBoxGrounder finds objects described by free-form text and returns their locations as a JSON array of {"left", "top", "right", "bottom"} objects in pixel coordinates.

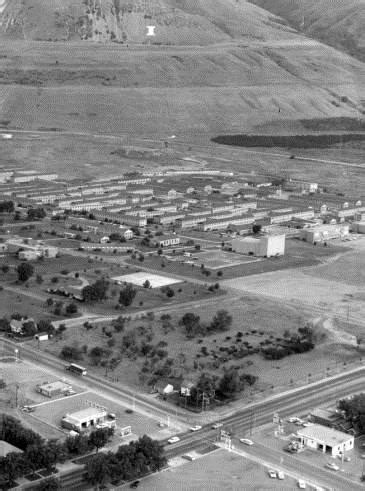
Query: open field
[
  {"left": 139, "top": 239, "right": 346, "bottom": 281},
  {"left": 134, "top": 448, "right": 299, "bottom": 491},
  {"left": 223, "top": 239, "right": 365, "bottom": 324},
  {"left": 0, "top": 288, "right": 54, "bottom": 319}
]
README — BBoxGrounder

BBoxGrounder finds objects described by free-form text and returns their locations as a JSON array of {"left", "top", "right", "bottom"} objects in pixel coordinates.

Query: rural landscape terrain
[{"left": 0, "top": 1, "right": 364, "bottom": 490}]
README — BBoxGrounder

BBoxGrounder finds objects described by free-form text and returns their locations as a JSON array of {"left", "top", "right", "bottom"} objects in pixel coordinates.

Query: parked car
[
  {"left": 239, "top": 438, "right": 254, "bottom": 446},
  {"left": 277, "top": 471, "right": 285, "bottom": 480},
  {"left": 167, "top": 436, "right": 180, "bottom": 444},
  {"left": 302, "top": 422, "right": 314, "bottom": 427},
  {"left": 268, "top": 470, "right": 277, "bottom": 478},
  {"left": 298, "top": 479, "right": 306, "bottom": 489},
  {"left": 130, "top": 481, "right": 140, "bottom": 488},
  {"left": 21, "top": 406, "right": 34, "bottom": 413},
  {"left": 326, "top": 462, "right": 340, "bottom": 471},
  {"left": 190, "top": 425, "right": 202, "bottom": 432}
]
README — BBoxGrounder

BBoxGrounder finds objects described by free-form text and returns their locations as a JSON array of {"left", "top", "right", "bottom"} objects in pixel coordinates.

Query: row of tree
[
  {"left": 179, "top": 310, "right": 232, "bottom": 338},
  {"left": 338, "top": 393, "right": 365, "bottom": 434},
  {"left": 0, "top": 415, "right": 113, "bottom": 486},
  {"left": 85, "top": 435, "right": 166, "bottom": 488}
]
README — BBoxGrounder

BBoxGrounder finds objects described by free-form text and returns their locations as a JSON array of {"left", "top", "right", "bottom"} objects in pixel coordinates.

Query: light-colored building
[
  {"left": 36, "top": 380, "right": 73, "bottom": 398},
  {"left": 121, "top": 215, "right": 147, "bottom": 228},
  {"left": 300, "top": 224, "right": 350, "bottom": 243},
  {"left": 61, "top": 407, "right": 108, "bottom": 432},
  {"left": 232, "top": 234, "right": 285, "bottom": 257},
  {"left": 297, "top": 424, "right": 354, "bottom": 457},
  {"left": 351, "top": 221, "right": 365, "bottom": 234},
  {"left": 157, "top": 236, "right": 180, "bottom": 247}
]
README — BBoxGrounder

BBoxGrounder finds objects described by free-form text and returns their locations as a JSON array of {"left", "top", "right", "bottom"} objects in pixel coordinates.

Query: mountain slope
[
  {"left": 0, "top": 0, "right": 297, "bottom": 44},
  {"left": 249, "top": 0, "right": 365, "bottom": 62}
]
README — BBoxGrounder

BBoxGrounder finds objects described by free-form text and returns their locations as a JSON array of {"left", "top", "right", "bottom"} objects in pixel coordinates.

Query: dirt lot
[
  {"left": 222, "top": 239, "right": 365, "bottom": 325},
  {"left": 134, "top": 448, "right": 299, "bottom": 491}
]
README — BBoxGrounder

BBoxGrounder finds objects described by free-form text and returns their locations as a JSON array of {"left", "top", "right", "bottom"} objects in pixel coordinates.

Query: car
[
  {"left": 130, "top": 481, "right": 140, "bottom": 489},
  {"left": 295, "top": 420, "right": 304, "bottom": 426},
  {"left": 212, "top": 422, "right": 223, "bottom": 429},
  {"left": 239, "top": 438, "right": 254, "bottom": 446},
  {"left": 326, "top": 462, "right": 340, "bottom": 471},
  {"left": 167, "top": 436, "right": 180, "bottom": 444},
  {"left": 302, "top": 422, "right": 313, "bottom": 427},
  {"left": 268, "top": 470, "right": 277, "bottom": 478},
  {"left": 288, "top": 417, "right": 299, "bottom": 423},
  {"left": 21, "top": 406, "right": 34, "bottom": 413},
  {"left": 298, "top": 479, "right": 306, "bottom": 489},
  {"left": 190, "top": 425, "right": 202, "bottom": 432},
  {"left": 277, "top": 471, "right": 285, "bottom": 480}
]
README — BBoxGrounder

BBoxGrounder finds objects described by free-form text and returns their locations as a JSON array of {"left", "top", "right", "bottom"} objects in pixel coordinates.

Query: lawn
[
  {"left": 131, "top": 239, "right": 345, "bottom": 282},
  {"left": 136, "top": 448, "right": 298, "bottom": 490}
]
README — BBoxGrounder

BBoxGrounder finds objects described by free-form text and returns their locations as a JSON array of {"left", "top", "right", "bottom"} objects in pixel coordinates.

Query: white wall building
[
  {"left": 232, "top": 234, "right": 285, "bottom": 257},
  {"left": 297, "top": 424, "right": 354, "bottom": 457},
  {"left": 299, "top": 224, "right": 350, "bottom": 243}
]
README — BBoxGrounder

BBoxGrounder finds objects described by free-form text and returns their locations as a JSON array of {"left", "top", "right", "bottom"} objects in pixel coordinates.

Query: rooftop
[{"left": 297, "top": 424, "right": 353, "bottom": 445}]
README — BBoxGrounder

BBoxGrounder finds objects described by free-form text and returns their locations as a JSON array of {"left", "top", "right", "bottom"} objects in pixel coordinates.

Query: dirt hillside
[{"left": 249, "top": 0, "right": 365, "bottom": 61}]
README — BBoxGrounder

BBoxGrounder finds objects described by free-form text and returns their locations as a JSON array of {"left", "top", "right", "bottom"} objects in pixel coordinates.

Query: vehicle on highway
[
  {"left": 239, "top": 438, "right": 254, "bottom": 446},
  {"left": 298, "top": 479, "right": 306, "bottom": 489},
  {"left": 326, "top": 462, "right": 340, "bottom": 471},
  {"left": 21, "top": 405, "right": 34, "bottom": 413},
  {"left": 190, "top": 425, "right": 202, "bottom": 432},
  {"left": 167, "top": 436, "right": 180, "bottom": 444},
  {"left": 212, "top": 422, "right": 223, "bottom": 429},
  {"left": 130, "top": 481, "right": 140, "bottom": 488},
  {"left": 277, "top": 471, "right": 285, "bottom": 480},
  {"left": 268, "top": 470, "right": 277, "bottom": 478},
  {"left": 65, "top": 363, "right": 87, "bottom": 376}
]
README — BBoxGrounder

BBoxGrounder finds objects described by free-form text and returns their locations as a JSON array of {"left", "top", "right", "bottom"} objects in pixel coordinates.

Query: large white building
[
  {"left": 299, "top": 224, "right": 349, "bottom": 243},
  {"left": 231, "top": 234, "right": 285, "bottom": 257},
  {"left": 297, "top": 424, "right": 354, "bottom": 457}
]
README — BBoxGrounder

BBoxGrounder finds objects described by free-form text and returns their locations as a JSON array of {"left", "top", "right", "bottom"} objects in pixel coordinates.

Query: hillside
[
  {"left": 0, "top": 0, "right": 297, "bottom": 45},
  {"left": 0, "top": 0, "right": 363, "bottom": 141},
  {"left": 249, "top": 0, "right": 365, "bottom": 62}
]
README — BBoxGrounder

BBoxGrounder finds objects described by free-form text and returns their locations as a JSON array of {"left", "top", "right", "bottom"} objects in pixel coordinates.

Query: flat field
[{"left": 136, "top": 448, "right": 298, "bottom": 491}]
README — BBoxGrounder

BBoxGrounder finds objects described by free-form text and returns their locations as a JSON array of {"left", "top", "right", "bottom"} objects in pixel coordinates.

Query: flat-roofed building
[
  {"left": 61, "top": 407, "right": 107, "bottom": 431},
  {"left": 300, "top": 223, "right": 350, "bottom": 243},
  {"left": 36, "top": 380, "right": 73, "bottom": 398},
  {"left": 297, "top": 424, "right": 354, "bottom": 456},
  {"left": 232, "top": 234, "right": 285, "bottom": 257}
]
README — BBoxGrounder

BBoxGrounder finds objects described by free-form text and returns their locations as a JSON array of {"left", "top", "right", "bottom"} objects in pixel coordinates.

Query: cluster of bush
[
  {"left": 261, "top": 326, "right": 316, "bottom": 360},
  {"left": 338, "top": 393, "right": 365, "bottom": 435},
  {"left": 0, "top": 315, "right": 61, "bottom": 339}
]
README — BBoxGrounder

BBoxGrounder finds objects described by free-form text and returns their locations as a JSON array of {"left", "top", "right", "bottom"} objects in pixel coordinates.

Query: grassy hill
[
  {"left": 0, "top": 0, "right": 297, "bottom": 44},
  {"left": 0, "top": 0, "right": 363, "bottom": 141},
  {"left": 249, "top": 0, "right": 365, "bottom": 62}
]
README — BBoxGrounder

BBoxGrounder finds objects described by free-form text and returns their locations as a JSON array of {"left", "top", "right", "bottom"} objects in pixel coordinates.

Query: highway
[{"left": 5, "top": 338, "right": 364, "bottom": 490}]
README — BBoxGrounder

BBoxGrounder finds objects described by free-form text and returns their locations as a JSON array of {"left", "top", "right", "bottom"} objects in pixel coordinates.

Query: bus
[{"left": 65, "top": 363, "right": 87, "bottom": 376}]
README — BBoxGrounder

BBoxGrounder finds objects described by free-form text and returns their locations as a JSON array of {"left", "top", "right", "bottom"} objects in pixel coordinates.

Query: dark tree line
[
  {"left": 0, "top": 200, "right": 14, "bottom": 213},
  {"left": 179, "top": 310, "right": 232, "bottom": 338},
  {"left": 85, "top": 435, "right": 166, "bottom": 488},
  {"left": 82, "top": 279, "right": 109, "bottom": 302},
  {"left": 0, "top": 415, "right": 113, "bottom": 486},
  {"left": 338, "top": 393, "right": 365, "bottom": 434}
]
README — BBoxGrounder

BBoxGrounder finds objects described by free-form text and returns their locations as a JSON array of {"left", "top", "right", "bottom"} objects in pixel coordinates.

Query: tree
[
  {"left": 111, "top": 316, "right": 125, "bottom": 333},
  {"left": 65, "top": 303, "right": 78, "bottom": 315},
  {"left": 27, "top": 208, "right": 46, "bottom": 221},
  {"left": 218, "top": 370, "right": 242, "bottom": 397},
  {"left": 209, "top": 310, "right": 232, "bottom": 333},
  {"left": 1, "top": 264, "right": 10, "bottom": 273},
  {"left": 60, "top": 345, "right": 83, "bottom": 361},
  {"left": 88, "top": 428, "right": 109, "bottom": 453},
  {"left": 42, "top": 440, "right": 67, "bottom": 471},
  {"left": 17, "top": 263, "right": 34, "bottom": 282},
  {"left": 36, "top": 274, "right": 43, "bottom": 284},
  {"left": 85, "top": 452, "right": 111, "bottom": 490},
  {"left": 179, "top": 312, "right": 202, "bottom": 338},
  {"left": 22, "top": 320, "right": 37, "bottom": 337},
  {"left": 118, "top": 283, "right": 137, "bottom": 307},
  {"left": 338, "top": 393, "right": 365, "bottom": 434},
  {"left": 0, "top": 200, "right": 14, "bottom": 213},
  {"left": 82, "top": 279, "right": 109, "bottom": 302},
  {"left": 143, "top": 279, "right": 151, "bottom": 289},
  {"left": 252, "top": 224, "right": 262, "bottom": 234}
]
